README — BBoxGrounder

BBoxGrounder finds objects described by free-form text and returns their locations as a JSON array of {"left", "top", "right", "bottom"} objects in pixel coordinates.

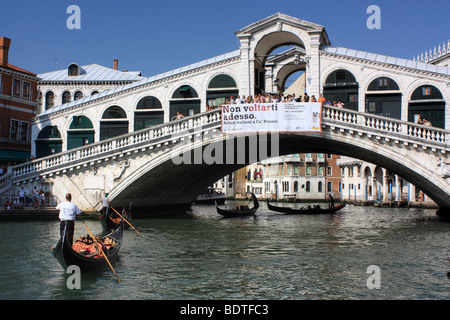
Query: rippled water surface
[{"left": 0, "top": 203, "right": 448, "bottom": 300}]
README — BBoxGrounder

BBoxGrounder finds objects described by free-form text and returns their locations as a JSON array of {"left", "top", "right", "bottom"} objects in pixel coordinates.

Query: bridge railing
[
  {"left": 4, "top": 105, "right": 450, "bottom": 184},
  {"left": 8, "top": 109, "right": 223, "bottom": 182},
  {"left": 323, "top": 106, "right": 448, "bottom": 144}
]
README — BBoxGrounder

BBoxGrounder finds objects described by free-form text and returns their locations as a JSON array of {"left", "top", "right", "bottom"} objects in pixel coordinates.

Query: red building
[{"left": 0, "top": 37, "right": 38, "bottom": 169}]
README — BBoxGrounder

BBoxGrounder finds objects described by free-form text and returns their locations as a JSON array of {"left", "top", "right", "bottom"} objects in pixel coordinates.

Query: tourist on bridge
[
  {"left": 176, "top": 111, "right": 185, "bottom": 120},
  {"left": 57, "top": 193, "right": 82, "bottom": 245}
]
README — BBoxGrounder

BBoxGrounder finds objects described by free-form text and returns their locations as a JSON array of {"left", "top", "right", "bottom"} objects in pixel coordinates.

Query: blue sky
[{"left": 1, "top": 0, "right": 448, "bottom": 77}]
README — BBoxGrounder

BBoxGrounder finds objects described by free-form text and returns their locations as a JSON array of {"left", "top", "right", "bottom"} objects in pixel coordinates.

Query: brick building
[{"left": 0, "top": 37, "right": 39, "bottom": 168}]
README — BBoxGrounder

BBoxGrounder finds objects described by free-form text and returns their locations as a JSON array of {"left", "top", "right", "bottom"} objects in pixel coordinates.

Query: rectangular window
[
  {"left": 327, "top": 167, "right": 332, "bottom": 175},
  {"left": 306, "top": 166, "right": 311, "bottom": 176},
  {"left": 10, "top": 119, "right": 19, "bottom": 140},
  {"left": 349, "top": 93, "right": 358, "bottom": 102},
  {"left": 294, "top": 165, "right": 299, "bottom": 175},
  {"left": 327, "top": 181, "right": 332, "bottom": 192},
  {"left": 13, "top": 79, "right": 21, "bottom": 98},
  {"left": 19, "top": 121, "right": 29, "bottom": 141},
  {"left": 422, "top": 87, "right": 431, "bottom": 96},
  {"left": 378, "top": 78, "right": 388, "bottom": 87},
  {"left": 22, "top": 82, "right": 31, "bottom": 100},
  {"left": 318, "top": 166, "right": 323, "bottom": 176}
]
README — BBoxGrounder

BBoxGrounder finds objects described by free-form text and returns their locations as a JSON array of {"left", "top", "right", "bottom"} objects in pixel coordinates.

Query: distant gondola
[
  {"left": 216, "top": 193, "right": 259, "bottom": 218},
  {"left": 267, "top": 201, "right": 346, "bottom": 215},
  {"left": 100, "top": 204, "right": 131, "bottom": 231},
  {"left": 52, "top": 218, "right": 124, "bottom": 273}
]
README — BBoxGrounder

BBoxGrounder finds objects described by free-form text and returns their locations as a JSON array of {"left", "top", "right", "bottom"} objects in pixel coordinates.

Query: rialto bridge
[{"left": 1, "top": 13, "right": 449, "bottom": 217}]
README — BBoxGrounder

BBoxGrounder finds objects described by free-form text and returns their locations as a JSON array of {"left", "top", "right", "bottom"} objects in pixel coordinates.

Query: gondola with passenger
[
  {"left": 216, "top": 193, "right": 259, "bottom": 218},
  {"left": 52, "top": 218, "right": 124, "bottom": 273},
  {"left": 267, "top": 201, "right": 346, "bottom": 215}
]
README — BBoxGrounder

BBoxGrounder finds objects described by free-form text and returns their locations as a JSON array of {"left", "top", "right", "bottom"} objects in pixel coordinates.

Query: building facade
[
  {"left": 233, "top": 153, "right": 341, "bottom": 201},
  {"left": 0, "top": 37, "right": 39, "bottom": 167},
  {"left": 36, "top": 60, "right": 143, "bottom": 157}
]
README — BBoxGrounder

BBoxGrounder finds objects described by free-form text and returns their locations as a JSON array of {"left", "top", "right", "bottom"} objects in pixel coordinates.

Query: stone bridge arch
[
  {"left": 7, "top": 107, "right": 450, "bottom": 218},
  {"left": 106, "top": 123, "right": 450, "bottom": 216}
]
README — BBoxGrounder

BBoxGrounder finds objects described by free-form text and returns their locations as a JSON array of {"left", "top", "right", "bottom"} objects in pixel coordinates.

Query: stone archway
[{"left": 235, "top": 13, "right": 330, "bottom": 97}]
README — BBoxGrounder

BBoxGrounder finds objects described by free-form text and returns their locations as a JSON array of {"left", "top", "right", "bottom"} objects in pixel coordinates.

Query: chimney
[
  {"left": 113, "top": 59, "right": 118, "bottom": 70},
  {"left": 0, "top": 37, "right": 11, "bottom": 67}
]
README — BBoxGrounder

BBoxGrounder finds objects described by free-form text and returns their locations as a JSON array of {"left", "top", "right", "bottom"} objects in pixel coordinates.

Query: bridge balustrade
[{"left": 2, "top": 106, "right": 449, "bottom": 186}]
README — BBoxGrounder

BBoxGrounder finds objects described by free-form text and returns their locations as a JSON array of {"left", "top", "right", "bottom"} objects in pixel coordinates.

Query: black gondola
[
  {"left": 52, "top": 218, "right": 124, "bottom": 273},
  {"left": 216, "top": 193, "right": 259, "bottom": 218},
  {"left": 100, "top": 203, "right": 132, "bottom": 231},
  {"left": 267, "top": 201, "right": 346, "bottom": 215}
]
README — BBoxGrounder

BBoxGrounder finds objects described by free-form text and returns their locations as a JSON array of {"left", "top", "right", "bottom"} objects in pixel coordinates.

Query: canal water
[{"left": 0, "top": 202, "right": 448, "bottom": 300}]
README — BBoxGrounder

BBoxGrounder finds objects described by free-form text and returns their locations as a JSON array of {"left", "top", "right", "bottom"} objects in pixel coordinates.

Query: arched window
[
  {"left": 305, "top": 181, "right": 311, "bottom": 192},
  {"left": 74, "top": 91, "right": 83, "bottom": 101},
  {"left": 367, "top": 77, "right": 399, "bottom": 91},
  {"left": 35, "top": 126, "right": 62, "bottom": 158},
  {"left": 68, "top": 63, "right": 80, "bottom": 76},
  {"left": 294, "top": 181, "right": 299, "bottom": 192},
  {"left": 67, "top": 116, "right": 95, "bottom": 150},
  {"left": 100, "top": 106, "right": 128, "bottom": 140},
  {"left": 207, "top": 74, "right": 239, "bottom": 107},
  {"left": 408, "top": 85, "right": 445, "bottom": 128},
  {"left": 62, "top": 91, "right": 71, "bottom": 104},
  {"left": 137, "top": 96, "right": 163, "bottom": 109},
  {"left": 323, "top": 69, "right": 359, "bottom": 111},
  {"left": 45, "top": 91, "right": 54, "bottom": 110},
  {"left": 365, "top": 77, "right": 401, "bottom": 119},
  {"left": 91, "top": 90, "right": 99, "bottom": 96},
  {"left": 170, "top": 85, "right": 200, "bottom": 120},
  {"left": 135, "top": 96, "right": 164, "bottom": 130},
  {"left": 318, "top": 181, "right": 323, "bottom": 193}
]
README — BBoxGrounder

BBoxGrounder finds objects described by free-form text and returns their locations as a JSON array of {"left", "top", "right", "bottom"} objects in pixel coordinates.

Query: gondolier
[
  {"left": 99, "top": 193, "right": 110, "bottom": 218},
  {"left": 57, "top": 193, "right": 82, "bottom": 245}
]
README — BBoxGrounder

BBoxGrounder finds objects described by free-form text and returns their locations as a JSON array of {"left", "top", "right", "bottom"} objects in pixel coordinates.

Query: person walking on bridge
[{"left": 57, "top": 193, "right": 82, "bottom": 245}]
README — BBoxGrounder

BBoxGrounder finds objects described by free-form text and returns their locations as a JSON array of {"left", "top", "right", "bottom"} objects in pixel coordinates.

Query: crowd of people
[
  {"left": 3, "top": 185, "right": 46, "bottom": 211},
  {"left": 205, "top": 92, "right": 346, "bottom": 111},
  {"left": 416, "top": 114, "right": 432, "bottom": 127}
]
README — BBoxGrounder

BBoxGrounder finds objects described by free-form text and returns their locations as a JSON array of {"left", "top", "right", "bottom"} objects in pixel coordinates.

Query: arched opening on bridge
[
  {"left": 170, "top": 85, "right": 201, "bottom": 120},
  {"left": 134, "top": 96, "right": 164, "bottom": 130},
  {"left": 365, "top": 77, "right": 401, "bottom": 119},
  {"left": 67, "top": 115, "right": 94, "bottom": 150},
  {"left": 323, "top": 69, "right": 359, "bottom": 111},
  {"left": 283, "top": 70, "right": 306, "bottom": 97},
  {"left": 254, "top": 32, "right": 306, "bottom": 95},
  {"left": 100, "top": 106, "right": 129, "bottom": 141},
  {"left": 35, "top": 126, "right": 62, "bottom": 158},
  {"left": 408, "top": 85, "right": 445, "bottom": 129},
  {"left": 265, "top": 46, "right": 307, "bottom": 96},
  {"left": 206, "top": 74, "right": 238, "bottom": 107}
]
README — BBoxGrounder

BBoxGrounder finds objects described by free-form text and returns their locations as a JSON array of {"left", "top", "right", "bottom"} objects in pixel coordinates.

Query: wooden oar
[
  {"left": 110, "top": 206, "right": 140, "bottom": 234},
  {"left": 81, "top": 219, "right": 120, "bottom": 282}
]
